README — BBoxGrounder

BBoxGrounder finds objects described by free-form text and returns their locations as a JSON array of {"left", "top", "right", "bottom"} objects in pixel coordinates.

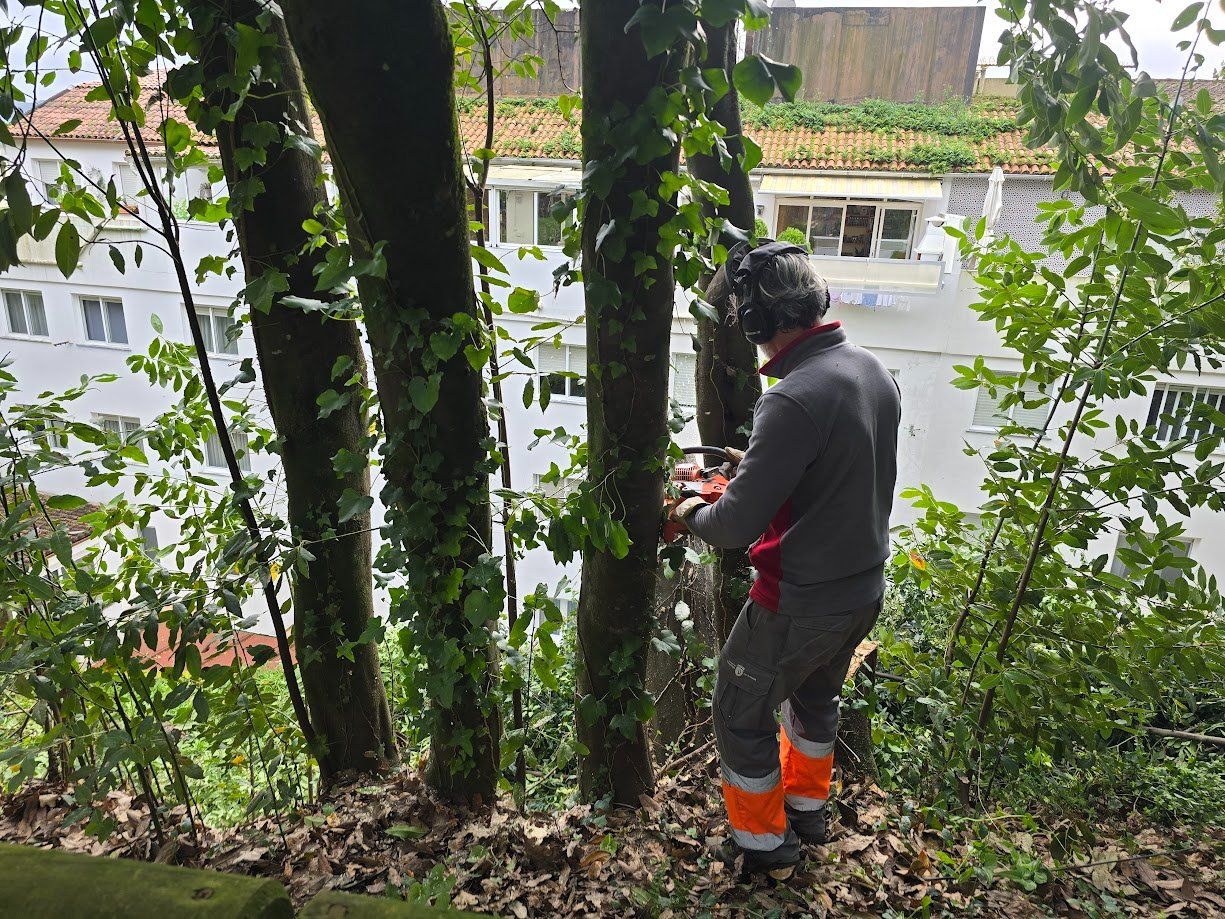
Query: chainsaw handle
[{"left": 679, "top": 445, "right": 732, "bottom": 463}]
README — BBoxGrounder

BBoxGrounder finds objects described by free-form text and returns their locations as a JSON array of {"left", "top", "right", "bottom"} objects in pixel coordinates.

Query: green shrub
[{"left": 776, "top": 226, "right": 811, "bottom": 251}]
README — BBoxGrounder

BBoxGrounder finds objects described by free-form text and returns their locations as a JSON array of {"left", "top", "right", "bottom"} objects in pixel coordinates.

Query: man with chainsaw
[{"left": 668, "top": 240, "right": 901, "bottom": 877}]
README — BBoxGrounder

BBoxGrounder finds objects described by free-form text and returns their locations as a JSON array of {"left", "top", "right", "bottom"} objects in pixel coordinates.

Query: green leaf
[
  {"left": 315, "top": 388, "right": 351, "bottom": 419},
  {"left": 762, "top": 56, "right": 802, "bottom": 103},
  {"left": 1117, "top": 190, "right": 1184, "bottom": 236},
  {"left": 701, "top": 0, "right": 746, "bottom": 29},
  {"left": 54, "top": 220, "right": 80, "bottom": 277},
  {"left": 508, "top": 287, "right": 540, "bottom": 314},
  {"left": 337, "top": 488, "right": 374, "bottom": 524},
  {"left": 409, "top": 374, "right": 441, "bottom": 414},
  {"left": 385, "top": 823, "right": 428, "bottom": 840},
  {"left": 1171, "top": 1, "right": 1204, "bottom": 31},
  {"left": 732, "top": 55, "right": 775, "bottom": 106},
  {"left": 46, "top": 494, "right": 87, "bottom": 510},
  {"left": 4, "top": 172, "right": 33, "bottom": 235},
  {"left": 740, "top": 136, "right": 762, "bottom": 173}
]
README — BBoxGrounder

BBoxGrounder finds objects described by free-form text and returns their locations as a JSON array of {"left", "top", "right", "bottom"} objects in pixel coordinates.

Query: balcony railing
[{"left": 809, "top": 254, "right": 943, "bottom": 294}]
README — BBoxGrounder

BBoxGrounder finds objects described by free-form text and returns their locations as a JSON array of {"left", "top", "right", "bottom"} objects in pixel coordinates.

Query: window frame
[
  {"left": 1146, "top": 383, "right": 1225, "bottom": 448},
  {"left": 537, "top": 342, "right": 587, "bottom": 402},
  {"left": 771, "top": 197, "right": 922, "bottom": 260},
  {"left": 1, "top": 288, "right": 50, "bottom": 339},
  {"left": 78, "top": 295, "right": 130, "bottom": 348},
  {"left": 190, "top": 303, "right": 241, "bottom": 357},
  {"left": 493, "top": 186, "right": 573, "bottom": 249}
]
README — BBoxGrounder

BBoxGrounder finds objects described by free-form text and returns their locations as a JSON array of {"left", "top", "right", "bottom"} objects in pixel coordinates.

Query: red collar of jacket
[{"left": 758, "top": 321, "right": 843, "bottom": 377}]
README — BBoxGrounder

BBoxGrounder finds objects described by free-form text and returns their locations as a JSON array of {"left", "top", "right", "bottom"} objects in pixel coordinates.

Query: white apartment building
[{"left": 4, "top": 84, "right": 1224, "bottom": 634}]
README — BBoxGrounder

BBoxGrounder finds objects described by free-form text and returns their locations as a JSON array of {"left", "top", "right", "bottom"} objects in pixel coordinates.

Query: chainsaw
[{"left": 661, "top": 446, "right": 733, "bottom": 543}]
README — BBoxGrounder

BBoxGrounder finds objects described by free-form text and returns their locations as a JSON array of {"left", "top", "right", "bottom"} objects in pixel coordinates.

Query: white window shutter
[
  {"left": 673, "top": 352, "right": 698, "bottom": 407},
  {"left": 538, "top": 344, "right": 567, "bottom": 374},
  {"left": 971, "top": 386, "right": 1005, "bottom": 428}
]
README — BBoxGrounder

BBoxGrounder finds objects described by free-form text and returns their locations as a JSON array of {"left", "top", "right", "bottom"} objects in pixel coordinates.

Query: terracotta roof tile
[{"left": 28, "top": 81, "right": 1054, "bottom": 175}]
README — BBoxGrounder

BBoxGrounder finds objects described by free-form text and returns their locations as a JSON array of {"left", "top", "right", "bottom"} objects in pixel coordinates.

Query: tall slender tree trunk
[
  {"left": 687, "top": 21, "right": 761, "bottom": 646},
  {"left": 183, "top": 0, "right": 397, "bottom": 783},
  {"left": 576, "top": 0, "right": 683, "bottom": 805},
  {"left": 282, "top": 0, "right": 502, "bottom": 802}
]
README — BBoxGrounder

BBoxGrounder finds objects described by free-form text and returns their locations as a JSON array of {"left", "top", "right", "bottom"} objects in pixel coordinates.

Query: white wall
[{"left": 5, "top": 136, "right": 1225, "bottom": 629}]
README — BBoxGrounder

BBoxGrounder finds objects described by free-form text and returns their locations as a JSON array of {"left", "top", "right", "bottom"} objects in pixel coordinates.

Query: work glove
[
  {"left": 722, "top": 446, "right": 745, "bottom": 478},
  {"left": 672, "top": 496, "right": 707, "bottom": 520}
]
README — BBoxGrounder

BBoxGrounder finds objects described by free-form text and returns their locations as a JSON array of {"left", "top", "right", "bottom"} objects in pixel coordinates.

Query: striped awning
[{"left": 759, "top": 173, "right": 943, "bottom": 201}]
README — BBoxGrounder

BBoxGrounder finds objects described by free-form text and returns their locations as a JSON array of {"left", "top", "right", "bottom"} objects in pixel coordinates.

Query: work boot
[
  {"left": 716, "top": 840, "right": 801, "bottom": 881},
  {"left": 786, "top": 804, "right": 828, "bottom": 846}
]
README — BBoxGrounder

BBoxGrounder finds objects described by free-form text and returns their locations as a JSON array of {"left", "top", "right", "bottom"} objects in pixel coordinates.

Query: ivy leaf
[
  {"left": 315, "top": 388, "right": 351, "bottom": 419},
  {"left": 54, "top": 220, "right": 80, "bottom": 277},
  {"left": 244, "top": 269, "right": 289, "bottom": 314},
  {"left": 337, "top": 488, "right": 374, "bottom": 524},
  {"left": 762, "top": 56, "right": 802, "bottom": 102},
  {"left": 409, "top": 373, "right": 441, "bottom": 414},
  {"left": 740, "top": 135, "right": 763, "bottom": 173},
  {"left": 701, "top": 0, "right": 746, "bottom": 29},
  {"left": 732, "top": 55, "right": 775, "bottom": 106}
]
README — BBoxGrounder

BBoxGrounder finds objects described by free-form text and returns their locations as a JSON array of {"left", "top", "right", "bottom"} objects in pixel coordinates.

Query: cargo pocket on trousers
[{"left": 716, "top": 655, "right": 776, "bottom": 726}]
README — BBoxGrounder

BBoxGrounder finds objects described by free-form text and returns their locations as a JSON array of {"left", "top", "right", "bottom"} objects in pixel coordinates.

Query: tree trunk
[
  {"left": 282, "top": 0, "right": 502, "bottom": 802},
  {"left": 575, "top": 0, "right": 682, "bottom": 805},
  {"left": 184, "top": 0, "right": 397, "bottom": 783},
  {"left": 685, "top": 21, "right": 761, "bottom": 646}
]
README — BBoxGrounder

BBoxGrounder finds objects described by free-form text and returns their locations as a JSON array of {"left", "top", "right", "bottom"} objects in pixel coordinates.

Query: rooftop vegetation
[{"left": 742, "top": 96, "right": 1020, "bottom": 138}]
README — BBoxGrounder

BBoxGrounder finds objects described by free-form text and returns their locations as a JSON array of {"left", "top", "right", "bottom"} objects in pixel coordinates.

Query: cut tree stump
[
  {"left": 0, "top": 842, "right": 292, "bottom": 917},
  {"left": 836, "top": 640, "right": 880, "bottom": 785}
]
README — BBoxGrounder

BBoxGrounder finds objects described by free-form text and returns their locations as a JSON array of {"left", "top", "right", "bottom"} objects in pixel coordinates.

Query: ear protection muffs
[{"left": 728, "top": 239, "right": 807, "bottom": 345}]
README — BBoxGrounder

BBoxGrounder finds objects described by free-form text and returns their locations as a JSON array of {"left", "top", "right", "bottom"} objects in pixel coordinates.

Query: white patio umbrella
[{"left": 981, "top": 166, "right": 1005, "bottom": 235}]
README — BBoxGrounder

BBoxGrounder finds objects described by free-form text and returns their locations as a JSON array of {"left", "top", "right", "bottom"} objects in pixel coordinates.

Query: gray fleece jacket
[{"left": 685, "top": 321, "right": 900, "bottom": 614}]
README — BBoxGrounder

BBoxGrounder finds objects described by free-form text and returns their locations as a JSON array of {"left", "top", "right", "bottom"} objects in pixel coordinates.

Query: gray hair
[{"left": 753, "top": 252, "right": 831, "bottom": 332}]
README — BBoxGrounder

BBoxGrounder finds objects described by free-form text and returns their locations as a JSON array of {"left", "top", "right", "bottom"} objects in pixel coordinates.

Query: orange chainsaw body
[{"left": 662, "top": 459, "right": 730, "bottom": 543}]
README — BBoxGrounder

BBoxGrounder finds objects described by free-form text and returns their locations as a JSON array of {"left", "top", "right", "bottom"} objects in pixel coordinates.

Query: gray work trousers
[{"left": 713, "top": 596, "right": 881, "bottom": 859}]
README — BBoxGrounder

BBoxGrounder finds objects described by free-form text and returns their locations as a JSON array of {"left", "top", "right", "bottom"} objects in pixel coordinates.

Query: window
[
  {"left": 116, "top": 161, "right": 211, "bottom": 217},
  {"left": 92, "top": 413, "right": 141, "bottom": 441},
  {"left": 81, "top": 297, "right": 128, "bottom": 345},
  {"left": 1146, "top": 384, "right": 1225, "bottom": 444},
  {"left": 35, "top": 159, "right": 62, "bottom": 201},
  {"left": 498, "top": 189, "right": 569, "bottom": 246},
  {"left": 141, "top": 526, "right": 160, "bottom": 555},
  {"left": 2, "top": 290, "right": 49, "bottom": 338},
  {"left": 774, "top": 199, "right": 920, "bottom": 259},
  {"left": 971, "top": 373, "right": 1049, "bottom": 431},
  {"left": 194, "top": 305, "right": 240, "bottom": 356},
  {"left": 1110, "top": 533, "right": 1194, "bottom": 584},
  {"left": 672, "top": 352, "right": 698, "bottom": 408},
  {"left": 538, "top": 343, "right": 586, "bottom": 399},
  {"left": 532, "top": 473, "right": 581, "bottom": 499},
  {"left": 204, "top": 428, "right": 251, "bottom": 472}
]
